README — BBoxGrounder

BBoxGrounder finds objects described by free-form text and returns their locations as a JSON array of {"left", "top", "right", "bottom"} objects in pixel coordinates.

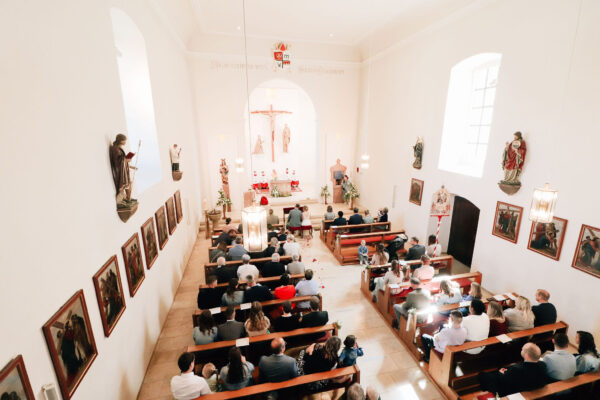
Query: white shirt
[
  {"left": 283, "top": 241, "right": 301, "bottom": 257},
  {"left": 462, "top": 313, "right": 490, "bottom": 354},
  {"left": 237, "top": 264, "right": 259, "bottom": 281},
  {"left": 171, "top": 372, "right": 211, "bottom": 400},
  {"left": 413, "top": 265, "right": 434, "bottom": 281},
  {"left": 426, "top": 244, "right": 441, "bottom": 257},
  {"left": 170, "top": 147, "right": 181, "bottom": 163}
]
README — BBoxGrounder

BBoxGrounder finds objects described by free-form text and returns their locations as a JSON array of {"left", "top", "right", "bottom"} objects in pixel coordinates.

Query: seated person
[
  {"left": 209, "top": 241, "right": 230, "bottom": 263},
  {"left": 462, "top": 299, "right": 490, "bottom": 354},
  {"left": 262, "top": 237, "right": 284, "bottom": 258},
  {"left": 215, "top": 256, "right": 237, "bottom": 284},
  {"left": 274, "top": 273, "right": 295, "bottom": 299},
  {"left": 283, "top": 235, "right": 300, "bottom": 257},
  {"left": 542, "top": 332, "right": 576, "bottom": 381},
  {"left": 478, "top": 343, "right": 548, "bottom": 396},
  {"left": 371, "top": 259, "right": 404, "bottom": 302},
  {"left": 459, "top": 282, "right": 482, "bottom": 315},
  {"left": 242, "top": 275, "right": 274, "bottom": 303},
  {"left": 412, "top": 255, "right": 435, "bottom": 280},
  {"left": 286, "top": 253, "right": 305, "bottom": 275},
  {"left": 261, "top": 253, "right": 285, "bottom": 277},
  {"left": 236, "top": 255, "right": 259, "bottom": 281},
  {"left": 421, "top": 311, "right": 467, "bottom": 363},
  {"left": 273, "top": 300, "right": 300, "bottom": 332},
  {"left": 405, "top": 236, "right": 426, "bottom": 263},
  {"left": 217, "top": 229, "right": 237, "bottom": 246},
  {"left": 324, "top": 205, "right": 335, "bottom": 220},
  {"left": 386, "top": 233, "right": 408, "bottom": 261},
  {"left": 426, "top": 234, "right": 441, "bottom": 257},
  {"left": 377, "top": 207, "right": 388, "bottom": 223},
  {"left": 436, "top": 280, "right": 461, "bottom": 306},
  {"left": 392, "top": 278, "right": 431, "bottom": 328},
  {"left": 244, "top": 301, "right": 270, "bottom": 337},
  {"left": 339, "top": 335, "right": 364, "bottom": 367},
  {"left": 295, "top": 269, "right": 319, "bottom": 309},
  {"left": 228, "top": 236, "right": 248, "bottom": 261},
  {"left": 221, "top": 278, "right": 244, "bottom": 306},
  {"left": 370, "top": 243, "right": 389, "bottom": 266},
  {"left": 286, "top": 204, "right": 303, "bottom": 229},
  {"left": 332, "top": 210, "right": 347, "bottom": 226},
  {"left": 171, "top": 352, "right": 211, "bottom": 399},
  {"left": 258, "top": 338, "right": 298, "bottom": 382},
  {"left": 300, "top": 296, "right": 329, "bottom": 339},
  {"left": 266, "top": 208, "right": 279, "bottom": 228},
  {"left": 193, "top": 310, "right": 217, "bottom": 345},
  {"left": 201, "top": 363, "right": 218, "bottom": 393},
  {"left": 363, "top": 209, "right": 374, "bottom": 224},
  {"left": 505, "top": 296, "right": 535, "bottom": 332},
  {"left": 277, "top": 229, "right": 288, "bottom": 242},
  {"left": 222, "top": 218, "right": 239, "bottom": 234},
  {"left": 219, "top": 347, "right": 254, "bottom": 391},
  {"left": 487, "top": 301, "right": 509, "bottom": 336},
  {"left": 348, "top": 207, "right": 364, "bottom": 232},
  {"left": 575, "top": 331, "right": 600, "bottom": 374},
  {"left": 532, "top": 289, "right": 557, "bottom": 327},
  {"left": 358, "top": 240, "right": 369, "bottom": 266},
  {"left": 300, "top": 336, "right": 341, "bottom": 375},
  {"left": 216, "top": 306, "right": 245, "bottom": 341},
  {"left": 197, "top": 275, "right": 221, "bottom": 309},
  {"left": 345, "top": 383, "right": 381, "bottom": 400}
]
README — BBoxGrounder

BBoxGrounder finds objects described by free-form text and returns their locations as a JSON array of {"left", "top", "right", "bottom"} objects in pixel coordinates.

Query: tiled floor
[{"left": 137, "top": 225, "right": 444, "bottom": 400}]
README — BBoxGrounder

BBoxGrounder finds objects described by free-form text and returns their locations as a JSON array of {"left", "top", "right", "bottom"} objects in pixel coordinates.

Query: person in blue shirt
[
  {"left": 358, "top": 240, "right": 369, "bottom": 265},
  {"left": 339, "top": 335, "right": 364, "bottom": 367}
]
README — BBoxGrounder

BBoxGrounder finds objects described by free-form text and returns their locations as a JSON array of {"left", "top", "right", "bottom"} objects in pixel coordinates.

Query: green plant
[
  {"left": 320, "top": 185, "right": 330, "bottom": 200},
  {"left": 216, "top": 189, "right": 232, "bottom": 207},
  {"left": 343, "top": 182, "right": 360, "bottom": 202},
  {"left": 270, "top": 185, "right": 281, "bottom": 198}
]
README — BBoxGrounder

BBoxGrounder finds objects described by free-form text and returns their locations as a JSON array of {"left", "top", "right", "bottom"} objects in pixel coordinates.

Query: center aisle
[{"left": 137, "top": 230, "right": 444, "bottom": 400}]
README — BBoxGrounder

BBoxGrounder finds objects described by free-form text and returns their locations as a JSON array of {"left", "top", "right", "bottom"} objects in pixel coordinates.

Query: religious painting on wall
[
  {"left": 165, "top": 197, "right": 177, "bottom": 235},
  {"left": 527, "top": 217, "right": 568, "bottom": 261},
  {"left": 92, "top": 255, "right": 126, "bottom": 337},
  {"left": 42, "top": 290, "right": 98, "bottom": 400},
  {"left": 409, "top": 178, "right": 424, "bottom": 206},
  {"left": 492, "top": 201, "right": 523, "bottom": 243},
  {"left": 121, "top": 233, "right": 145, "bottom": 297},
  {"left": 571, "top": 224, "right": 600, "bottom": 278},
  {"left": 0, "top": 355, "right": 35, "bottom": 400},
  {"left": 155, "top": 206, "right": 169, "bottom": 250},
  {"left": 141, "top": 218, "right": 159, "bottom": 269},
  {"left": 174, "top": 190, "right": 183, "bottom": 223}
]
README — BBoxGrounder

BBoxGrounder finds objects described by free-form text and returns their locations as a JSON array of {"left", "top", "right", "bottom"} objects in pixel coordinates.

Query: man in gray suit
[
  {"left": 392, "top": 278, "right": 431, "bottom": 328},
  {"left": 286, "top": 253, "right": 305, "bottom": 275},
  {"left": 287, "top": 204, "right": 302, "bottom": 228},
  {"left": 216, "top": 306, "right": 245, "bottom": 340},
  {"left": 258, "top": 337, "right": 298, "bottom": 382}
]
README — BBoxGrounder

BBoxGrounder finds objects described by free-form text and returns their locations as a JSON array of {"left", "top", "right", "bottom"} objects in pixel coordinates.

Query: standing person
[
  {"left": 193, "top": 310, "right": 218, "bottom": 345},
  {"left": 371, "top": 243, "right": 389, "bottom": 266},
  {"left": 575, "top": 331, "right": 600, "bottom": 373},
  {"left": 542, "top": 333, "right": 576, "bottom": 381},
  {"left": 339, "top": 335, "right": 364, "bottom": 367},
  {"left": 171, "top": 352, "right": 211, "bottom": 399},
  {"left": 504, "top": 296, "right": 535, "bottom": 332},
  {"left": 421, "top": 311, "right": 467, "bottom": 363},
  {"left": 426, "top": 234, "right": 441, "bottom": 257},
  {"left": 371, "top": 260, "right": 404, "bottom": 302},
  {"left": 324, "top": 205, "right": 335, "bottom": 220},
  {"left": 287, "top": 204, "right": 302, "bottom": 229},
  {"left": 221, "top": 278, "right": 244, "bottom": 306},
  {"left": 487, "top": 301, "right": 509, "bottom": 336},
  {"left": 219, "top": 347, "right": 255, "bottom": 391},
  {"left": 295, "top": 269, "right": 319, "bottom": 309},
  {"left": 531, "top": 289, "right": 557, "bottom": 327},
  {"left": 358, "top": 240, "right": 369, "bottom": 266},
  {"left": 170, "top": 144, "right": 182, "bottom": 171},
  {"left": 244, "top": 302, "right": 271, "bottom": 337},
  {"left": 462, "top": 299, "right": 490, "bottom": 354},
  {"left": 332, "top": 211, "right": 347, "bottom": 226},
  {"left": 283, "top": 235, "right": 301, "bottom": 257},
  {"left": 300, "top": 206, "right": 312, "bottom": 238}
]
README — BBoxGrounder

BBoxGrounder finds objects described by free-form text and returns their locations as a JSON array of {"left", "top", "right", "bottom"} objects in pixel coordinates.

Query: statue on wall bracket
[
  {"left": 498, "top": 131, "right": 527, "bottom": 195},
  {"left": 109, "top": 134, "right": 139, "bottom": 222},
  {"left": 170, "top": 144, "right": 182, "bottom": 181},
  {"left": 413, "top": 137, "right": 424, "bottom": 169},
  {"left": 219, "top": 159, "right": 232, "bottom": 212}
]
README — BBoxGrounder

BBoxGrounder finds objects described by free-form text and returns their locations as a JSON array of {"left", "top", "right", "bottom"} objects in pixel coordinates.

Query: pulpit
[
  {"left": 330, "top": 159, "right": 347, "bottom": 204},
  {"left": 270, "top": 179, "right": 292, "bottom": 196},
  {"left": 243, "top": 190, "right": 256, "bottom": 207}
]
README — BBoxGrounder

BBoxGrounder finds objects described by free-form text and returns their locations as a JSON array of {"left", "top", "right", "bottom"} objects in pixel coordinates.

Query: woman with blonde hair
[
  {"left": 371, "top": 260, "right": 404, "bottom": 302},
  {"left": 244, "top": 301, "right": 271, "bottom": 336},
  {"left": 487, "top": 300, "right": 509, "bottom": 336},
  {"left": 504, "top": 296, "right": 535, "bottom": 331},
  {"left": 459, "top": 282, "right": 483, "bottom": 315},
  {"left": 437, "top": 280, "right": 461, "bottom": 305}
]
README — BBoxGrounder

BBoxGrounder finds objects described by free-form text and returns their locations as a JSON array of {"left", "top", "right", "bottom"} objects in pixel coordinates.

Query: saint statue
[
  {"left": 413, "top": 137, "right": 424, "bottom": 169},
  {"left": 109, "top": 134, "right": 137, "bottom": 206},
  {"left": 282, "top": 124, "right": 291, "bottom": 153},
  {"left": 169, "top": 144, "right": 182, "bottom": 171},
  {"left": 499, "top": 131, "right": 527, "bottom": 194},
  {"left": 219, "top": 159, "right": 231, "bottom": 211},
  {"left": 253, "top": 135, "right": 264, "bottom": 154},
  {"left": 272, "top": 169, "right": 278, "bottom": 180}
]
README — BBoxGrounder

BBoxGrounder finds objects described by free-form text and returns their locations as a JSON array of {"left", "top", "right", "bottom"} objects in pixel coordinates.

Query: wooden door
[{"left": 447, "top": 196, "right": 480, "bottom": 267}]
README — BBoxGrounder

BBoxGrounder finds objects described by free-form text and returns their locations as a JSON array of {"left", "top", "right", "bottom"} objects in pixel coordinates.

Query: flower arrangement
[
  {"left": 216, "top": 189, "right": 232, "bottom": 207},
  {"left": 343, "top": 182, "right": 360, "bottom": 203},
  {"left": 270, "top": 185, "right": 281, "bottom": 198},
  {"left": 320, "top": 184, "right": 330, "bottom": 204}
]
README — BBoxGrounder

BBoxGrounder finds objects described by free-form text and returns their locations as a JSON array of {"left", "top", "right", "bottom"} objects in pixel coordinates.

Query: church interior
[{"left": 3, "top": 0, "right": 600, "bottom": 399}]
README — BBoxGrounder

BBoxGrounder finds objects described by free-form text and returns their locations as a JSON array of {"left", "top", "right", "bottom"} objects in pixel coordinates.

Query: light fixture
[
  {"left": 236, "top": 26, "right": 241, "bottom": 31},
  {"left": 360, "top": 153, "right": 370, "bottom": 169},
  {"left": 241, "top": 205, "right": 268, "bottom": 252},
  {"left": 235, "top": 158, "right": 244, "bottom": 173},
  {"left": 529, "top": 183, "right": 558, "bottom": 223}
]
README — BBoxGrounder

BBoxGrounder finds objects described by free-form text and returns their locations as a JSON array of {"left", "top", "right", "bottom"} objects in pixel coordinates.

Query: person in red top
[
  {"left": 487, "top": 301, "right": 509, "bottom": 336},
  {"left": 274, "top": 273, "right": 296, "bottom": 299}
]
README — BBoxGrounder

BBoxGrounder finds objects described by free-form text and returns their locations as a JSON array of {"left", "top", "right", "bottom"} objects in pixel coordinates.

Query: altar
[{"left": 270, "top": 179, "right": 292, "bottom": 196}]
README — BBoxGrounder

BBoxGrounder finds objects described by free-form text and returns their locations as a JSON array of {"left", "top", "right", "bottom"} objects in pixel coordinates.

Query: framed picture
[
  {"left": 141, "top": 217, "right": 159, "bottom": 269},
  {"left": 165, "top": 197, "right": 177, "bottom": 235},
  {"left": 492, "top": 201, "right": 523, "bottom": 243},
  {"left": 571, "top": 224, "right": 600, "bottom": 278},
  {"left": 174, "top": 190, "right": 183, "bottom": 223},
  {"left": 409, "top": 178, "right": 424, "bottom": 206},
  {"left": 0, "top": 355, "right": 35, "bottom": 400},
  {"left": 527, "top": 217, "right": 568, "bottom": 261},
  {"left": 42, "top": 290, "right": 98, "bottom": 400},
  {"left": 92, "top": 255, "right": 126, "bottom": 337},
  {"left": 155, "top": 206, "right": 169, "bottom": 250},
  {"left": 121, "top": 233, "right": 145, "bottom": 297}
]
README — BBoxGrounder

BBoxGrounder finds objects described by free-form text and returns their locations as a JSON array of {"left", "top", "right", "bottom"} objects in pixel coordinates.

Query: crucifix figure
[{"left": 251, "top": 104, "right": 292, "bottom": 162}]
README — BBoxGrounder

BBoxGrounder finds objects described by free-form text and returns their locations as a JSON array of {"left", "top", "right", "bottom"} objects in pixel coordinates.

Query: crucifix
[{"left": 251, "top": 104, "right": 292, "bottom": 162}]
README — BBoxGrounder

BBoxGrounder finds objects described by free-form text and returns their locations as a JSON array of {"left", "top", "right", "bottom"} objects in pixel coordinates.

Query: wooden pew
[
  {"left": 187, "top": 324, "right": 338, "bottom": 368},
  {"left": 320, "top": 219, "right": 335, "bottom": 243},
  {"left": 198, "top": 274, "right": 305, "bottom": 293},
  {"left": 193, "top": 293, "right": 323, "bottom": 326},
  {"left": 428, "top": 321, "right": 569, "bottom": 400},
  {"left": 193, "top": 365, "right": 360, "bottom": 400},
  {"left": 203, "top": 255, "right": 295, "bottom": 282},
  {"left": 326, "top": 222, "right": 393, "bottom": 251},
  {"left": 213, "top": 224, "right": 283, "bottom": 236},
  {"left": 207, "top": 241, "right": 285, "bottom": 260}
]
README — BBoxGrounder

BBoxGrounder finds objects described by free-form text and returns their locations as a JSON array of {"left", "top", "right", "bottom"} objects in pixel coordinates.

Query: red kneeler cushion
[{"left": 340, "top": 235, "right": 397, "bottom": 246}]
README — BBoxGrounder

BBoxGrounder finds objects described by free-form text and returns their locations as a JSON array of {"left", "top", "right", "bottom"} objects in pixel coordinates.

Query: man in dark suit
[
  {"left": 478, "top": 343, "right": 548, "bottom": 396},
  {"left": 243, "top": 275, "right": 274, "bottom": 303},
  {"left": 261, "top": 253, "right": 286, "bottom": 277},
  {"left": 300, "top": 296, "right": 328, "bottom": 339},
  {"left": 348, "top": 207, "right": 364, "bottom": 233},
  {"left": 215, "top": 257, "right": 237, "bottom": 284},
  {"left": 217, "top": 306, "right": 245, "bottom": 341},
  {"left": 332, "top": 211, "right": 347, "bottom": 226},
  {"left": 197, "top": 275, "right": 221, "bottom": 309},
  {"left": 405, "top": 237, "right": 426, "bottom": 268},
  {"left": 262, "top": 237, "right": 285, "bottom": 258},
  {"left": 532, "top": 289, "right": 557, "bottom": 327}
]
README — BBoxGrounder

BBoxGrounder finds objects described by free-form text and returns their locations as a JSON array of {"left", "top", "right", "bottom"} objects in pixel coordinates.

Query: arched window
[
  {"left": 438, "top": 53, "right": 502, "bottom": 177},
  {"left": 110, "top": 8, "right": 161, "bottom": 193}
]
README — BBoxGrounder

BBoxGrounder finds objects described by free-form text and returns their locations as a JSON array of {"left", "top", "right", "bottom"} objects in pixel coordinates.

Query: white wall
[
  {"left": 0, "top": 1, "right": 202, "bottom": 399},
  {"left": 356, "top": 0, "right": 600, "bottom": 339}
]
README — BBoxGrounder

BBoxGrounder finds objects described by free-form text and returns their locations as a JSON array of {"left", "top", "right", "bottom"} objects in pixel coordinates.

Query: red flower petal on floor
[{"left": 312, "top": 258, "right": 317, "bottom": 262}]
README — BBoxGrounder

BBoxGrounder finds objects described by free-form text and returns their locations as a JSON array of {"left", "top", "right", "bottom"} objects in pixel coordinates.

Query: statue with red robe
[{"left": 501, "top": 131, "right": 526, "bottom": 185}]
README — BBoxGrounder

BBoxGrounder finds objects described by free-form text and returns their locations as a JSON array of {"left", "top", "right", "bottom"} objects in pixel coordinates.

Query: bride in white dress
[{"left": 301, "top": 206, "right": 311, "bottom": 237}]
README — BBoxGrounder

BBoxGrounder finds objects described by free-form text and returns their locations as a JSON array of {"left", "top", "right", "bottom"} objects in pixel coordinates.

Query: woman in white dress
[{"left": 301, "top": 206, "right": 311, "bottom": 237}]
